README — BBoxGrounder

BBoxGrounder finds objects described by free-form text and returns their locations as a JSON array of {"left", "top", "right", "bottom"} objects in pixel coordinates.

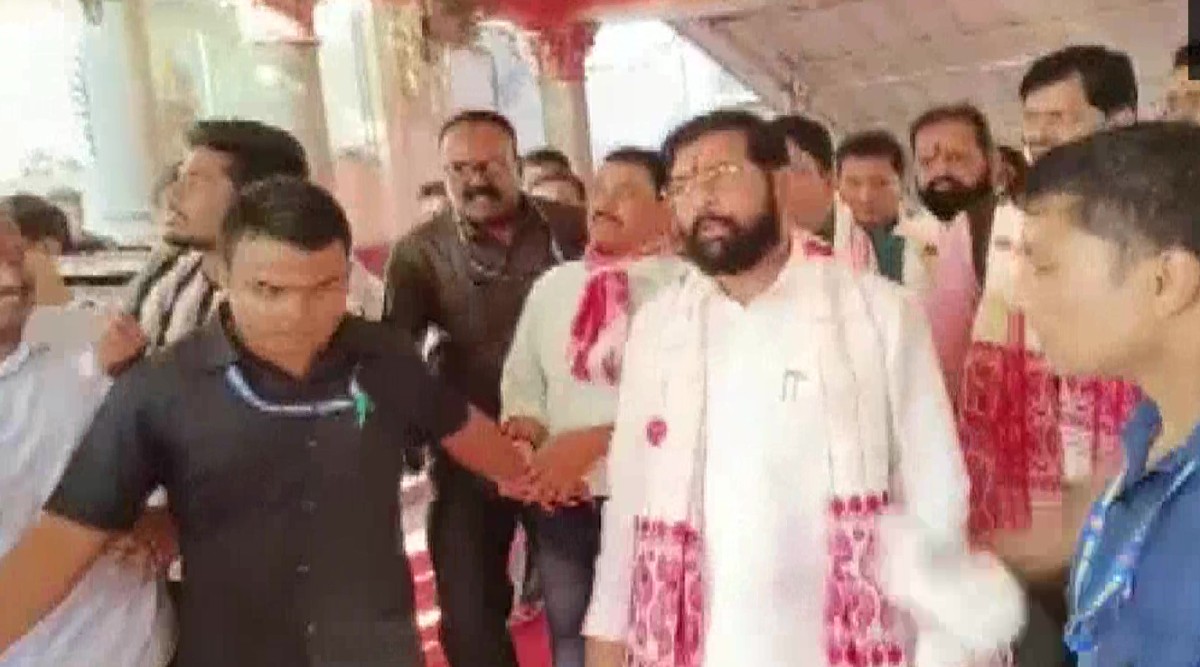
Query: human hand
[
  {"left": 501, "top": 416, "right": 548, "bottom": 448},
  {"left": 530, "top": 427, "right": 609, "bottom": 503},
  {"left": 97, "top": 313, "right": 147, "bottom": 376},
  {"left": 497, "top": 439, "right": 539, "bottom": 502},
  {"left": 104, "top": 507, "right": 178, "bottom": 578}
]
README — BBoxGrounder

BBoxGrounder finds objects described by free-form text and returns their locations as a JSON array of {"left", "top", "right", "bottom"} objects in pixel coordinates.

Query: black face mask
[{"left": 918, "top": 176, "right": 993, "bottom": 222}]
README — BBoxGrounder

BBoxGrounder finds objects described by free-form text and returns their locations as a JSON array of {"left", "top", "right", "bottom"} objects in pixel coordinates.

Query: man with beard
[
  {"left": 906, "top": 103, "right": 1012, "bottom": 401},
  {"left": 0, "top": 208, "right": 174, "bottom": 667},
  {"left": 583, "top": 109, "right": 1023, "bottom": 667},
  {"left": 384, "top": 110, "right": 586, "bottom": 667},
  {"left": 835, "top": 130, "right": 908, "bottom": 282},
  {"left": 771, "top": 115, "right": 876, "bottom": 271}
]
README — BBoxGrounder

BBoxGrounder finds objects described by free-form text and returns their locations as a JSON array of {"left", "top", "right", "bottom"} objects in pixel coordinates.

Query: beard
[
  {"left": 918, "top": 175, "right": 993, "bottom": 222},
  {"left": 683, "top": 198, "right": 782, "bottom": 277}
]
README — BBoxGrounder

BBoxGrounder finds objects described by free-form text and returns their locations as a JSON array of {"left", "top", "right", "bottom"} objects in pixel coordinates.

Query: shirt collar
[
  {"left": 0, "top": 341, "right": 46, "bottom": 379},
  {"left": 1120, "top": 399, "right": 1200, "bottom": 494},
  {"left": 188, "top": 305, "right": 385, "bottom": 374}
]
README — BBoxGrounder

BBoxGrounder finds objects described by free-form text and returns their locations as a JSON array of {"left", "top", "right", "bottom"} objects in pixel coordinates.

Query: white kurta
[
  {"left": 584, "top": 256, "right": 1016, "bottom": 666},
  {"left": 701, "top": 268, "right": 829, "bottom": 666}
]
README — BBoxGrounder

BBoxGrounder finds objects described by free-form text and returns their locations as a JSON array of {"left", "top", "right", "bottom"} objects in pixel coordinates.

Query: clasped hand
[{"left": 498, "top": 417, "right": 593, "bottom": 510}]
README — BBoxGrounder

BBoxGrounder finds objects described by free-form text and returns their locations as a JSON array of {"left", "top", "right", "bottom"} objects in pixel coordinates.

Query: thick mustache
[
  {"left": 464, "top": 187, "right": 500, "bottom": 200},
  {"left": 929, "top": 177, "right": 966, "bottom": 191},
  {"left": 591, "top": 211, "right": 621, "bottom": 226},
  {"left": 694, "top": 215, "right": 736, "bottom": 232}
]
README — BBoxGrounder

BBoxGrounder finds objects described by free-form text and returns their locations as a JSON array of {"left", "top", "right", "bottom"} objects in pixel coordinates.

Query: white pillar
[
  {"left": 532, "top": 23, "right": 597, "bottom": 178},
  {"left": 246, "top": 40, "right": 336, "bottom": 188},
  {"left": 80, "top": 0, "right": 159, "bottom": 243}
]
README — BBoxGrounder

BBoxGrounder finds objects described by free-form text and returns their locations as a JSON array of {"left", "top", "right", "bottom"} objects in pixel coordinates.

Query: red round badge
[{"left": 646, "top": 418, "right": 667, "bottom": 447}]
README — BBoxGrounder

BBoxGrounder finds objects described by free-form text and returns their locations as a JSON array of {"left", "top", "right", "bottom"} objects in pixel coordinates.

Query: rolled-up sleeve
[
  {"left": 583, "top": 307, "right": 655, "bottom": 641},
  {"left": 44, "top": 364, "right": 163, "bottom": 532}
]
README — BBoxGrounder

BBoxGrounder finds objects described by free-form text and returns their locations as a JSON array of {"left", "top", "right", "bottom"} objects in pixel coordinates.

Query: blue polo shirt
[{"left": 1070, "top": 400, "right": 1200, "bottom": 667}]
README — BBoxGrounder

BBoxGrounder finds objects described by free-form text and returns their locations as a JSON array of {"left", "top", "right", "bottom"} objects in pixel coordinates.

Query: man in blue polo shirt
[{"left": 1014, "top": 122, "right": 1200, "bottom": 667}]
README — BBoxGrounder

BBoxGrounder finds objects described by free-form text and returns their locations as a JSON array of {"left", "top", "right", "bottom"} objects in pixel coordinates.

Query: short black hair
[
  {"left": 771, "top": 115, "right": 833, "bottom": 173},
  {"left": 438, "top": 109, "right": 519, "bottom": 152},
  {"left": 1019, "top": 45, "right": 1138, "bottom": 117},
  {"left": 531, "top": 173, "right": 586, "bottom": 201},
  {"left": 1023, "top": 122, "right": 1200, "bottom": 259},
  {"left": 522, "top": 147, "right": 572, "bottom": 173},
  {"left": 604, "top": 146, "right": 668, "bottom": 193},
  {"left": 418, "top": 181, "right": 446, "bottom": 199},
  {"left": 662, "top": 109, "right": 787, "bottom": 174},
  {"left": 221, "top": 176, "right": 352, "bottom": 261},
  {"left": 1174, "top": 43, "right": 1200, "bottom": 70},
  {"left": 835, "top": 130, "right": 906, "bottom": 176},
  {"left": 186, "top": 120, "right": 309, "bottom": 187},
  {"left": 997, "top": 145, "right": 1029, "bottom": 196},
  {"left": 909, "top": 103, "right": 994, "bottom": 155},
  {"left": 2, "top": 193, "right": 70, "bottom": 249}
]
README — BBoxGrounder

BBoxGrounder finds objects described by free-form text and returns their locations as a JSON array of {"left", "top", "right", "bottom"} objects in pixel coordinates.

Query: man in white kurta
[{"left": 584, "top": 110, "right": 1023, "bottom": 667}]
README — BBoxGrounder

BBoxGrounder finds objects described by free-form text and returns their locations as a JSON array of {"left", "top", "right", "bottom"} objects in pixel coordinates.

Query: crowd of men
[{"left": 0, "top": 40, "right": 1199, "bottom": 667}]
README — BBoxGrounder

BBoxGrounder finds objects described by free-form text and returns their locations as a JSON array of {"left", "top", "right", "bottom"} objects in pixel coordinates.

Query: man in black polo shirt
[
  {"left": 385, "top": 110, "right": 586, "bottom": 667},
  {"left": 0, "top": 176, "right": 531, "bottom": 666}
]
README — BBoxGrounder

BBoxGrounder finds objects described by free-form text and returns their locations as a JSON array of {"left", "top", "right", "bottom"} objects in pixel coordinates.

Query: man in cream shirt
[
  {"left": 584, "top": 110, "right": 1023, "bottom": 667},
  {"left": 500, "top": 147, "right": 683, "bottom": 667}
]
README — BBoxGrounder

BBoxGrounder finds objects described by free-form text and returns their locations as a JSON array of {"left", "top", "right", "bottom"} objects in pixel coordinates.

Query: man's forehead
[
  {"left": 441, "top": 122, "right": 514, "bottom": 154},
  {"left": 598, "top": 161, "right": 653, "bottom": 188},
  {"left": 670, "top": 130, "right": 748, "bottom": 174},
  {"left": 1023, "top": 74, "right": 1089, "bottom": 111},
  {"left": 839, "top": 154, "right": 897, "bottom": 175},
  {"left": 914, "top": 120, "right": 979, "bottom": 151}
]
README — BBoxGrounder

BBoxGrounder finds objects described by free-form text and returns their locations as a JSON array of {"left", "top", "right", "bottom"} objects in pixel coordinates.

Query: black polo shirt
[
  {"left": 383, "top": 195, "right": 585, "bottom": 419},
  {"left": 45, "top": 310, "right": 468, "bottom": 667}
]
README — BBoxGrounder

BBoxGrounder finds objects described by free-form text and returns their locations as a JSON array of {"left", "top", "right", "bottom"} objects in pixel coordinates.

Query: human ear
[{"left": 1153, "top": 248, "right": 1200, "bottom": 317}]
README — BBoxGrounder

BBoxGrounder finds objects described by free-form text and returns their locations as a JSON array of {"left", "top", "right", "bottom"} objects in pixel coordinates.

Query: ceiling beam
[
  {"left": 667, "top": 14, "right": 791, "bottom": 111},
  {"left": 580, "top": 0, "right": 775, "bottom": 22}
]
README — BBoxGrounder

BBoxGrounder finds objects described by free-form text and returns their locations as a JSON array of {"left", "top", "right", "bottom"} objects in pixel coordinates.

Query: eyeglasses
[
  {"left": 663, "top": 162, "right": 751, "bottom": 202},
  {"left": 443, "top": 159, "right": 511, "bottom": 181}
]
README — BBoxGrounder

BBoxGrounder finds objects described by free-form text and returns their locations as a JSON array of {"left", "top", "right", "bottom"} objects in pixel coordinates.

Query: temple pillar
[
  {"left": 238, "top": 1, "right": 335, "bottom": 188},
  {"left": 531, "top": 22, "right": 597, "bottom": 177},
  {"left": 79, "top": 0, "right": 159, "bottom": 243}
]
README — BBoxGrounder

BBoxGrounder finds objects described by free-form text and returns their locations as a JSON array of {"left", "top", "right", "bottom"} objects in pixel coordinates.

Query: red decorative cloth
[
  {"left": 958, "top": 313, "right": 1138, "bottom": 544},
  {"left": 568, "top": 251, "right": 631, "bottom": 385}
]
